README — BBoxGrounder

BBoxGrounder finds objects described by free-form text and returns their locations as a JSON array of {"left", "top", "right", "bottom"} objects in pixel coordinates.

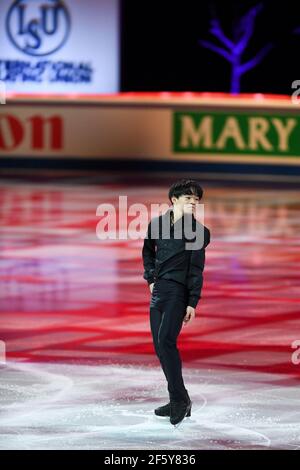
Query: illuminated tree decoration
[{"left": 199, "top": 4, "right": 273, "bottom": 94}]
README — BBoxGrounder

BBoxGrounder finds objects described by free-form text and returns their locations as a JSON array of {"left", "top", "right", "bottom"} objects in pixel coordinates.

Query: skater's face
[{"left": 172, "top": 194, "right": 200, "bottom": 216}]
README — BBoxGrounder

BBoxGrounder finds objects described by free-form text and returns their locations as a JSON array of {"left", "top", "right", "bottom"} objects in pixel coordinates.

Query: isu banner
[
  {"left": 1, "top": 96, "right": 300, "bottom": 166},
  {"left": 0, "top": 0, "right": 120, "bottom": 94}
]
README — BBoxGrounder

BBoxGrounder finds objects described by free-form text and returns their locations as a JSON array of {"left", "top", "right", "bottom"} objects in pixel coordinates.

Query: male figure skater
[{"left": 142, "top": 179, "right": 210, "bottom": 426}]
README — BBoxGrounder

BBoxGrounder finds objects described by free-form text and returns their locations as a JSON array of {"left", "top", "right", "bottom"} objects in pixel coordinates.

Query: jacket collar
[{"left": 163, "top": 207, "right": 196, "bottom": 226}]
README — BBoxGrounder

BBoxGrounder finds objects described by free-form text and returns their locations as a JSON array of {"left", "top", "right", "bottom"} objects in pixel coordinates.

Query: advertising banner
[
  {"left": 1, "top": 96, "right": 300, "bottom": 168},
  {"left": 173, "top": 111, "right": 300, "bottom": 159}
]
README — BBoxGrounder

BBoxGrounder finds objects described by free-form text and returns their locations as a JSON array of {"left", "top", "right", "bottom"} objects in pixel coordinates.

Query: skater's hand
[
  {"left": 149, "top": 283, "right": 154, "bottom": 293},
  {"left": 183, "top": 306, "right": 195, "bottom": 325}
]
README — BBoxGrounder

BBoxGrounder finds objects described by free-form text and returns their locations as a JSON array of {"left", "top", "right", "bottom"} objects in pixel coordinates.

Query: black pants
[{"left": 150, "top": 278, "right": 189, "bottom": 402}]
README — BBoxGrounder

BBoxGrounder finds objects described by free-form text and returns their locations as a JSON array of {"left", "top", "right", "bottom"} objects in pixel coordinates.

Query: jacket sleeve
[
  {"left": 186, "top": 226, "right": 210, "bottom": 308},
  {"left": 142, "top": 221, "right": 157, "bottom": 285}
]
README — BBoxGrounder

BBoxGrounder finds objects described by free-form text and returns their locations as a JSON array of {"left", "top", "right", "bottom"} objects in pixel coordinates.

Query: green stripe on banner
[{"left": 173, "top": 111, "right": 300, "bottom": 157}]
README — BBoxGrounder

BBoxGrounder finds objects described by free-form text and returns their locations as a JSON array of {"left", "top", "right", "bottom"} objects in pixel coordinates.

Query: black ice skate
[
  {"left": 154, "top": 402, "right": 171, "bottom": 417},
  {"left": 170, "top": 399, "right": 192, "bottom": 426}
]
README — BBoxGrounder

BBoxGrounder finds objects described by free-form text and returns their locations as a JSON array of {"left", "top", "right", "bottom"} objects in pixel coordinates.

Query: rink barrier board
[{"left": 1, "top": 93, "right": 300, "bottom": 179}]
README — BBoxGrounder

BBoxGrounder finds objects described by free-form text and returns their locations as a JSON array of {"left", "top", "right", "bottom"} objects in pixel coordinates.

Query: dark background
[{"left": 121, "top": 0, "right": 300, "bottom": 95}]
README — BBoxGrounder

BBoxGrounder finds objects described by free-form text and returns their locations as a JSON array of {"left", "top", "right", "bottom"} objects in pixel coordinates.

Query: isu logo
[
  {"left": 0, "top": 115, "right": 63, "bottom": 150},
  {"left": 6, "top": 0, "right": 71, "bottom": 56}
]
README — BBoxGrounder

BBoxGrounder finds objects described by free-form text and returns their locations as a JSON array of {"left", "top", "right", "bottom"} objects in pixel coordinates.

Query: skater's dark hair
[{"left": 168, "top": 179, "right": 203, "bottom": 203}]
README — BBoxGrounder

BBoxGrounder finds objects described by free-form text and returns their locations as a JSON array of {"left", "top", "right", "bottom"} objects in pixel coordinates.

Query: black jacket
[{"left": 142, "top": 207, "right": 210, "bottom": 308}]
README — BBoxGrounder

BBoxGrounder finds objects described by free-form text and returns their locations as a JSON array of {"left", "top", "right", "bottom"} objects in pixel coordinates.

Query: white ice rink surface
[{"left": 0, "top": 362, "right": 299, "bottom": 450}]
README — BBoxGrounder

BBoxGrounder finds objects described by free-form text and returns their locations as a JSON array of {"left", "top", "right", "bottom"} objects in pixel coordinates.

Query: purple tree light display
[{"left": 199, "top": 4, "right": 273, "bottom": 94}]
